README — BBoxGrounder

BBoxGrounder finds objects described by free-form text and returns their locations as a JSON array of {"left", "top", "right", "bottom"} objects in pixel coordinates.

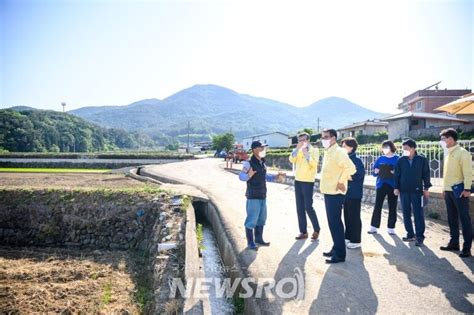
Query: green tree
[
  {"left": 166, "top": 143, "right": 179, "bottom": 151},
  {"left": 50, "top": 144, "right": 60, "bottom": 152},
  {"left": 0, "top": 109, "right": 155, "bottom": 152},
  {"left": 212, "top": 133, "right": 235, "bottom": 151},
  {"left": 300, "top": 128, "right": 314, "bottom": 136}
]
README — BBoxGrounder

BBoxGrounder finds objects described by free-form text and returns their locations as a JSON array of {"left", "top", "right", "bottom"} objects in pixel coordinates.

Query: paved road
[{"left": 145, "top": 158, "right": 473, "bottom": 314}]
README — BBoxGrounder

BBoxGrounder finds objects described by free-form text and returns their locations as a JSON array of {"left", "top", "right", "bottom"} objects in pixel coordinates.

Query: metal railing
[{"left": 356, "top": 140, "right": 474, "bottom": 186}]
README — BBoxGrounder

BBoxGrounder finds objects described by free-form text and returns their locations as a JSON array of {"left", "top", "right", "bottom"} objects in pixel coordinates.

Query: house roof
[
  {"left": 337, "top": 120, "right": 388, "bottom": 131},
  {"left": 241, "top": 131, "right": 289, "bottom": 139},
  {"left": 398, "top": 89, "right": 472, "bottom": 109},
  {"left": 382, "top": 111, "right": 469, "bottom": 123}
]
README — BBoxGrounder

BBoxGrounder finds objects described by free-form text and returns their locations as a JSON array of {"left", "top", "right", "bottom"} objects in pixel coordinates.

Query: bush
[{"left": 356, "top": 132, "right": 388, "bottom": 145}]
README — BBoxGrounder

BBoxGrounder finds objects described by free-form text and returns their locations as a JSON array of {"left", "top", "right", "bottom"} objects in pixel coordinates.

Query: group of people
[{"left": 239, "top": 127, "right": 472, "bottom": 264}]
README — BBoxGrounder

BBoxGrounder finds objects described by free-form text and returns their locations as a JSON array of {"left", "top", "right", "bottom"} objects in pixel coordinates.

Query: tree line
[{"left": 0, "top": 109, "right": 155, "bottom": 152}]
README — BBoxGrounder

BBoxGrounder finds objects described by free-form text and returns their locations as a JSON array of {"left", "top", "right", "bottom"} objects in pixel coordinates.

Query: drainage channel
[
  {"left": 194, "top": 205, "right": 236, "bottom": 314},
  {"left": 132, "top": 168, "right": 255, "bottom": 314}
]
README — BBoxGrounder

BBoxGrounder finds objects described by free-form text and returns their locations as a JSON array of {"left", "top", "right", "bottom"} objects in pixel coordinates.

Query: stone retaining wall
[
  {"left": 0, "top": 188, "right": 187, "bottom": 314},
  {"left": 0, "top": 189, "right": 170, "bottom": 251}
]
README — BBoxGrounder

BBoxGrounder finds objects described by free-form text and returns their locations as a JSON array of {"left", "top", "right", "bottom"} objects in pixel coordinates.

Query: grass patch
[
  {"left": 196, "top": 223, "right": 205, "bottom": 251},
  {"left": 233, "top": 296, "right": 245, "bottom": 314},
  {"left": 102, "top": 282, "right": 113, "bottom": 305},
  {"left": 0, "top": 168, "right": 111, "bottom": 173},
  {"left": 134, "top": 285, "right": 154, "bottom": 313},
  {"left": 428, "top": 212, "right": 441, "bottom": 220},
  {"left": 181, "top": 195, "right": 191, "bottom": 212}
]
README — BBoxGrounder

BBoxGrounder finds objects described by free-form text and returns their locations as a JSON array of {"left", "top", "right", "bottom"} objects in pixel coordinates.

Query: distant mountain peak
[
  {"left": 67, "top": 84, "right": 388, "bottom": 144},
  {"left": 127, "top": 98, "right": 162, "bottom": 107},
  {"left": 307, "top": 96, "right": 357, "bottom": 107}
]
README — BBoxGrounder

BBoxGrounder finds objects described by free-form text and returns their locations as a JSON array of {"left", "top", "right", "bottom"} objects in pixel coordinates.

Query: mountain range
[{"left": 20, "top": 85, "right": 389, "bottom": 145}]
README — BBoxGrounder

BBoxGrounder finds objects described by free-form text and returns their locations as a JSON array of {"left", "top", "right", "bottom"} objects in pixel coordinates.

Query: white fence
[{"left": 357, "top": 140, "right": 474, "bottom": 186}]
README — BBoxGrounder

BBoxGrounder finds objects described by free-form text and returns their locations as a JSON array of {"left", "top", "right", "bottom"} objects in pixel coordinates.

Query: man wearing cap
[
  {"left": 290, "top": 132, "right": 321, "bottom": 241},
  {"left": 239, "top": 140, "right": 285, "bottom": 250}
]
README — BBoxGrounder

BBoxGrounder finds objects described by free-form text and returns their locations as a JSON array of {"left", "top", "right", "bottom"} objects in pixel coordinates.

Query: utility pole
[
  {"left": 316, "top": 117, "right": 320, "bottom": 133},
  {"left": 187, "top": 121, "right": 190, "bottom": 153}
]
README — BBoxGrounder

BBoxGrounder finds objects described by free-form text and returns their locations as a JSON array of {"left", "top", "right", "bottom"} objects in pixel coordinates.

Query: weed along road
[{"left": 144, "top": 158, "right": 474, "bottom": 314}]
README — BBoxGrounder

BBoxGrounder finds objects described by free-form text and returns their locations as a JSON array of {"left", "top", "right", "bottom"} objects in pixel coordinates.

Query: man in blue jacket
[
  {"left": 394, "top": 139, "right": 432, "bottom": 246},
  {"left": 341, "top": 138, "right": 365, "bottom": 249}
]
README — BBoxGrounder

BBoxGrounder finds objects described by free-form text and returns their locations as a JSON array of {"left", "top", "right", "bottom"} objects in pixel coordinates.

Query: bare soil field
[
  {"left": 0, "top": 172, "right": 185, "bottom": 314},
  {"left": 0, "top": 246, "right": 148, "bottom": 314}
]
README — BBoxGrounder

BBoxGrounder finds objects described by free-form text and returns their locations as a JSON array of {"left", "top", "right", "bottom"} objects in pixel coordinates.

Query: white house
[{"left": 241, "top": 132, "right": 289, "bottom": 150}]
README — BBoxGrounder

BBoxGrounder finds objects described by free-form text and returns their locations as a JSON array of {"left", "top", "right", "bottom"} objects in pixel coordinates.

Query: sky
[{"left": 0, "top": 0, "right": 472, "bottom": 113}]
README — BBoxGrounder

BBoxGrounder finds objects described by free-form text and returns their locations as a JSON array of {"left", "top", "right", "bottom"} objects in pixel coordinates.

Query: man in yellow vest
[
  {"left": 320, "top": 129, "right": 356, "bottom": 263},
  {"left": 439, "top": 128, "right": 472, "bottom": 258},
  {"left": 290, "top": 132, "right": 321, "bottom": 241}
]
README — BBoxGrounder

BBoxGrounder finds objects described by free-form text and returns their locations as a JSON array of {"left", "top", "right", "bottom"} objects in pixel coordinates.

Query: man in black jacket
[{"left": 394, "top": 139, "right": 432, "bottom": 246}]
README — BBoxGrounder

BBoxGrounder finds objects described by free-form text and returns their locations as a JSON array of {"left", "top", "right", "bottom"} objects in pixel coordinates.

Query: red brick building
[{"left": 398, "top": 89, "right": 471, "bottom": 113}]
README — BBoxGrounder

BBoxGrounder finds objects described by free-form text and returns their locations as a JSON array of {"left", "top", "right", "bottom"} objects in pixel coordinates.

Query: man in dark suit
[{"left": 394, "top": 139, "right": 432, "bottom": 246}]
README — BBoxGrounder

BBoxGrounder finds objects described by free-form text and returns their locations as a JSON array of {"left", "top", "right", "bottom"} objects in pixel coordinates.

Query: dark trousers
[
  {"left": 370, "top": 183, "right": 398, "bottom": 229},
  {"left": 324, "top": 194, "right": 346, "bottom": 259},
  {"left": 444, "top": 191, "right": 472, "bottom": 252},
  {"left": 344, "top": 198, "right": 362, "bottom": 243},
  {"left": 400, "top": 193, "right": 425, "bottom": 241},
  {"left": 295, "top": 180, "right": 320, "bottom": 234}
]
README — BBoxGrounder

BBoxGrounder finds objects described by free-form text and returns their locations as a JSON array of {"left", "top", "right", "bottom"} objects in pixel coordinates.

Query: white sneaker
[
  {"left": 345, "top": 239, "right": 350, "bottom": 245},
  {"left": 347, "top": 242, "right": 361, "bottom": 249},
  {"left": 387, "top": 228, "right": 396, "bottom": 235},
  {"left": 367, "top": 226, "right": 378, "bottom": 234}
]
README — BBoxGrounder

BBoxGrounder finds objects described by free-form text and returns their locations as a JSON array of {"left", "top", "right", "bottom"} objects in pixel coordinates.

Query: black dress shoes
[
  {"left": 325, "top": 257, "right": 345, "bottom": 264},
  {"left": 459, "top": 250, "right": 472, "bottom": 258},
  {"left": 323, "top": 250, "right": 334, "bottom": 257},
  {"left": 440, "top": 243, "right": 460, "bottom": 251}
]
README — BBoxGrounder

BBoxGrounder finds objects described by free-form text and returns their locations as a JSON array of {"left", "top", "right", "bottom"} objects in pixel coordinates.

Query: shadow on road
[
  {"left": 374, "top": 234, "right": 474, "bottom": 313},
  {"left": 309, "top": 248, "right": 378, "bottom": 314},
  {"left": 254, "top": 239, "right": 319, "bottom": 313}
]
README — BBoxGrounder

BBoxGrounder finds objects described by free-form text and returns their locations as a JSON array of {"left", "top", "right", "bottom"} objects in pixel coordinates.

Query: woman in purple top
[{"left": 368, "top": 140, "right": 400, "bottom": 235}]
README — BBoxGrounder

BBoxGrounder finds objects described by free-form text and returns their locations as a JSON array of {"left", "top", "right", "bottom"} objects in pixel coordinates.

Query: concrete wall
[
  {"left": 408, "top": 123, "right": 474, "bottom": 139},
  {"left": 387, "top": 119, "right": 410, "bottom": 140}
]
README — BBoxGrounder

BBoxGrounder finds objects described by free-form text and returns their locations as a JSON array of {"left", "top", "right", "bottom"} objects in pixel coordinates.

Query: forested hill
[{"left": 0, "top": 109, "right": 155, "bottom": 152}]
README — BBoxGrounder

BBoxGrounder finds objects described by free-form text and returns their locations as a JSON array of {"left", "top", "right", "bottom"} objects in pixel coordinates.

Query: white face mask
[
  {"left": 322, "top": 139, "right": 331, "bottom": 149},
  {"left": 402, "top": 150, "right": 411, "bottom": 157},
  {"left": 382, "top": 147, "right": 391, "bottom": 155},
  {"left": 439, "top": 140, "right": 447, "bottom": 149},
  {"left": 259, "top": 149, "right": 266, "bottom": 158}
]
